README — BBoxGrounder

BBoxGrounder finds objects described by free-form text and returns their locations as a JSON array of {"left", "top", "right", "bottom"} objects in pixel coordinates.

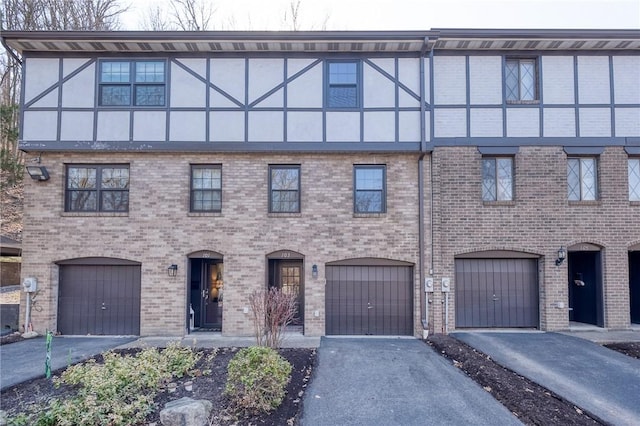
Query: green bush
[{"left": 225, "top": 346, "right": 292, "bottom": 415}]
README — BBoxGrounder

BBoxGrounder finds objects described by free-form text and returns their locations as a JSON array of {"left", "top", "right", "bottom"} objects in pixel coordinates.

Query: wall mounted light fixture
[
  {"left": 167, "top": 264, "right": 178, "bottom": 277},
  {"left": 312, "top": 264, "right": 318, "bottom": 279},
  {"left": 26, "top": 166, "right": 49, "bottom": 181},
  {"left": 555, "top": 247, "right": 566, "bottom": 266}
]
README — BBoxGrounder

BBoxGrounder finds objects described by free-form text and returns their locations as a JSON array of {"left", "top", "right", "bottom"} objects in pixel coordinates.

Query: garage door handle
[
  {"left": 367, "top": 303, "right": 373, "bottom": 309},
  {"left": 492, "top": 295, "right": 499, "bottom": 301},
  {"left": 101, "top": 303, "right": 107, "bottom": 310}
]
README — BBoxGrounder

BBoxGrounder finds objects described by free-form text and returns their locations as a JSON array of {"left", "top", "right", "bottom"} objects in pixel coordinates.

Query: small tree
[{"left": 249, "top": 287, "right": 297, "bottom": 348}]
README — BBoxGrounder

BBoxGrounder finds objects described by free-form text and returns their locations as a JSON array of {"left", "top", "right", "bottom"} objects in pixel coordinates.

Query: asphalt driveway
[
  {"left": 0, "top": 336, "right": 136, "bottom": 390},
  {"left": 301, "top": 337, "right": 521, "bottom": 426},
  {"left": 454, "top": 332, "right": 640, "bottom": 426}
]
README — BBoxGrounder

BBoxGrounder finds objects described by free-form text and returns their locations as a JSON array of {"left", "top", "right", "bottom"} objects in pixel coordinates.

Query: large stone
[{"left": 160, "top": 397, "right": 213, "bottom": 426}]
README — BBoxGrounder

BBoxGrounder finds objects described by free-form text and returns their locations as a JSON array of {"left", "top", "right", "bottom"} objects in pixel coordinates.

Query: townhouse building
[{"left": 2, "top": 28, "right": 638, "bottom": 337}]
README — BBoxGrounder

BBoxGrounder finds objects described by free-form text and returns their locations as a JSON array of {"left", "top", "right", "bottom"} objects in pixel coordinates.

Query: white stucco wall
[
  {"left": 22, "top": 111, "right": 58, "bottom": 141},
  {"left": 248, "top": 59, "right": 284, "bottom": 105},
  {"left": 364, "top": 111, "right": 395, "bottom": 142},
  {"left": 24, "top": 58, "right": 59, "bottom": 105},
  {"left": 60, "top": 111, "right": 93, "bottom": 141},
  {"left": 579, "top": 108, "right": 611, "bottom": 137},
  {"left": 170, "top": 111, "right": 206, "bottom": 142},
  {"left": 133, "top": 111, "right": 166, "bottom": 141},
  {"left": 433, "top": 56, "right": 466, "bottom": 105},
  {"left": 363, "top": 62, "right": 396, "bottom": 108},
  {"left": 615, "top": 108, "right": 640, "bottom": 136},
  {"left": 61, "top": 65, "right": 95, "bottom": 108},
  {"left": 470, "top": 108, "right": 503, "bottom": 137},
  {"left": 171, "top": 61, "right": 206, "bottom": 107},
  {"left": 97, "top": 111, "right": 130, "bottom": 141},
  {"left": 399, "top": 111, "right": 421, "bottom": 142},
  {"left": 287, "top": 62, "right": 322, "bottom": 108},
  {"left": 248, "top": 111, "right": 284, "bottom": 142},
  {"left": 210, "top": 59, "right": 246, "bottom": 105},
  {"left": 434, "top": 108, "right": 466, "bottom": 137},
  {"left": 542, "top": 56, "right": 575, "bottom": 105},
  {"left": 577, "top": 56, "right": 611, "bottom": 104},
  {"left": 506, "top": 108, "right": 539, "bottom": 137},
  {"left": 613, "top": 56, "right": 640, "bottom": 104},
  {"left": 287, "top": 111, "right": 323, "bottom": 142},
  {"left": 326, "top": 112, "right": 360, "bottom": 142},
  {"left": 210, "top": 111, "right": 244, "bottom": 142},
  {"left": 543, "top": 108, "right": 576, "bottom": 137},
  {"left": 469, "top": 56, "right": 502, "bottom": 105}
]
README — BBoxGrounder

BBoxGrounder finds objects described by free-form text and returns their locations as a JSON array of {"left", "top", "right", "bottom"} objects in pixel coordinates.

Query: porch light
[
  {"left": 555, "top": 247, "right": 566, "bottom": 266},
  {"left": 168, "top": 264, "right": 178, "bottom": 277},
  {"left": 312, "top": 264, "right": 318, "bottom": 279},
  {"left": 26, "top": 166, "right": 50, "bottom": 181}
]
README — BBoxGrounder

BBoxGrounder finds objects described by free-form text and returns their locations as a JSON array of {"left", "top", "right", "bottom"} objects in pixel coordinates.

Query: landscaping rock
[{"left": 160, "top": 397, "right": 212, "bottom": 426}]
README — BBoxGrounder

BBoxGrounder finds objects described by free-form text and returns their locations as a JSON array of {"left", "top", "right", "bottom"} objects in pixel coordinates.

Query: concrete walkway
[
  {"left": 115, "top": 332, "right": 320, "bottom": 349},
  {"left": 453, "top": 332, "right": 640, "bottom": 426},
  {"left": 0, "top": 336, "right": 136, "bottom": 390},
  {"left": 300, "top": 337, "right": 521, "bottom": 426}
]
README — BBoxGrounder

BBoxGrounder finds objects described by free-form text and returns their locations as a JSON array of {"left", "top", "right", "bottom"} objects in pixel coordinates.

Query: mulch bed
[
  {"left": 0, "top": 347, "right": 316, "bottom": 426},
  {"left": 0, "top": 332, "right": 24, "bottom": 346},
  {"left": 603, "top": 342, "right": 640, "bottom": 359}
]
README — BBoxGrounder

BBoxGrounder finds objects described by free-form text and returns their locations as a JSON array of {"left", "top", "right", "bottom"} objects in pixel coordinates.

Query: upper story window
[
  {"left": 66, "top": 165, "right": 129, "bottom": 212},
  {"left": 629, "top": 158, "right": 640, "bottom": 201},
  {"left": 327, "top": 61, "right": 360, "bottom": 108},
  {"left": 505, "top": 58, "right": 537, "bottom": 102},
  {"left": 269, "top": 165, "right": 300, "bottom": 213},
  {"left": 567, "top": 157, "right": 598, "bottom": 201},
  {"left": 482, "top": 157, "right": 514, "bottom": 201},
  {"left": 191, "top": 165, "right": 222, "bottom": 212},
  {"left": 354, "top": 165, "right": 386, "bottom": 213},
  {"left": 99, "top": 60, "right": 165, "bottom": 106}
]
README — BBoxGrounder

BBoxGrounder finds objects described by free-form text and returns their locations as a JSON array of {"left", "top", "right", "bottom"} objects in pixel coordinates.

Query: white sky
[{"left": 121, "top": 0, "right": 640, "bottom": 31}]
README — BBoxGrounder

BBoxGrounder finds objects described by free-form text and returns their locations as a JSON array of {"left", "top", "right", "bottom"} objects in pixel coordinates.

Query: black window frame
[
  {"left": 190, "top": 164, "right": 222, "bottom": 213},
  {"left": 353, "top": 165, "right": 387, "bottom": 214},
  {"left": 504, "top": 57, "right": 539, "bottom": 102},
  {"left": 629, "top": 157, "right": 640, "bottom": 202},
  {"left": 269, "top": 165, "right": 301, "bottom": 213},
  {"left": 98, "top": 60, "right": 166, "bottom": 107},
  {"left": 325, "top": 60, "right": 361, "bottom": 109},
  {"left": 481, "top": 156, "right": 515, "bottom": 202},
  {"left": 65, "top": 164, "right": 130, "bottom": 212}
]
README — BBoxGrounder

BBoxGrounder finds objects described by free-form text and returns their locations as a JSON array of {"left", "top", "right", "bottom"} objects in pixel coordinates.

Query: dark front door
[
  {"left": 189, "top": 259, "right": 223, "bottom": 330},
  {"left": 568, "top": 251, "right": 603, "bottom": 326},
  {"left": 630, "top": 251, "right": 640, "bottom": 324},
  {"left": 269, "top": 260, "right": 303, "bottom": 326}
]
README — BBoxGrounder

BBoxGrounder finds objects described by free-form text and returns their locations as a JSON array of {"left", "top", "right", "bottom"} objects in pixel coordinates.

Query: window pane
[
  {"left": 101, "top": 167, "right": 129, "bottom": 189},
  {"left": 329, "top": 62, "right": 357, "bottom": 84},
  {"left": 629, "top": 159, "right": 640, "bottom": 201},
  {"left": 101, "top": 85, "right": 131, "bottom": 106},
  {"left": 356, "top": 168, "right": 383, "bottom": 190},
  {"left": 271, "top": 168, "right": 299, "bottom": 190},
  {"left": 193, "top": 190, "right": 221, "bottom": 211},
  {"left": 101, "top": 191, "right": 129, "bottom": 211},
  {"left": 135, "top": 61, "right": 164, "bottom": 83},
  {"left": 328, "top": 86, "right": 357, "bottom": 108},
  {"left": 192, "top": 167, "right": 221, "bottom": 190},
  {"left": 271, "top": 190, "right": 299, "bottom": 212},
  {"left": 520, "top": 60, "right": 536, "bottom": 101},
  {"left": 355, "top": 191, "right": 382, "bottom": 213},
  {"left": 135, "top": 85, "right": 165, "bottom": 106},
  {"left": 496, "top": 158, "right": 513, "bottom": 201},
  {"left": 505, "top": 60, "right": 519, "bottom": 101},
  {"left": 101, "top": 62, "right": 130, "bottom": 83},
  {"left": 68, "top": 167, "right": 97, "bottom": 189},
  {"left": 482, "top": 159, "right": 497, "bottom": 201},
  {"left": 580, "top": 158, "right": 597, "bottom": 200},
  {"left": 69, "top": 190, "right": 97, "bottom": 211},
  {"left": 567, "top": 159, "right": 581, "bottom": 201}
]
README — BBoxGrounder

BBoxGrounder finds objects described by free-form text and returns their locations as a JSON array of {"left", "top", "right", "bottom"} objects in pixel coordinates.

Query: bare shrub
[{"left": 248, "top": 288, "right": 297, "bottom": 348}]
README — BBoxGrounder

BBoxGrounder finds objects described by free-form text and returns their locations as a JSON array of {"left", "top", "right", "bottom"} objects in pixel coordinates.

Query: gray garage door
[
  {"left": 58, "top": 260, "right": 141, "bottom": 335},
  {"left": 455, "top": 258, "right": 538, "bottom": 328},
  {"left": 326, "top": 263, "right": 413, "bottom": 335}
]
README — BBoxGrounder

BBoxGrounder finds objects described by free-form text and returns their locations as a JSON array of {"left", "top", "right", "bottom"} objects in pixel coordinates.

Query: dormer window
[{"left": 99, "top": 60, "right": 165, "bottom": 106}]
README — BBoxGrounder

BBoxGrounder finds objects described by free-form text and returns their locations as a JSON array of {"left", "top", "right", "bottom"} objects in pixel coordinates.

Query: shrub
[
  {"left": 225, "top": 346, "right": 292, "bottom": 415},
  {"left": 249, "top": 287, "right": 298, "bottom": 348}
]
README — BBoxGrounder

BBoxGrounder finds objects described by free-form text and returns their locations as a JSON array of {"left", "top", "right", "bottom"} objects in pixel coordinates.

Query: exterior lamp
[
  {"left": 167, "top": 264, "right": 178, "bottom": 277},
  {"left": 312, "top": 264, "right": 318, "bottom": 279},
  {"left": 26, "top": 166, "right": 49, "bottom": 181},
  {"left": 555, "top": 247, "right": 566, "bottom": 266}
]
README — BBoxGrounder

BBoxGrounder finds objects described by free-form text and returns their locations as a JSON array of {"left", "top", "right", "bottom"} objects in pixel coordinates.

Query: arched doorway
[
  {"left": 630, "top": 243, "right": 640, "bottom": 324},
  {"left": 266, "top": 250, "right": 304, "bottom": 331},
  {"left": 568, "top": 243, "right": 604, "bottom": 327},
  {"left": 188, "top": 250, "right": 223, "bottom": 332}
]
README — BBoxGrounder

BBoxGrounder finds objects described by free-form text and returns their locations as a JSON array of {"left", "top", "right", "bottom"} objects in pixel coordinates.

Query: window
[
  {"left": 269, "top": 165, "right": 300, "bottom": 213},
  {"left": 191, "top": 165, "right": 222, "bottom": 212},
  {"left": 354, "top": 165, "right": 386, "bottom": 213},
  {"left": 482, "top": 157, "right": 514, "bottom": 201},
  {"left": 99, "top": 61, "right": 165, "bottom": 106},
  {"left": 505, "top": 58, "right": 537, "bottom": 101},
  {"left": 567, "top": 157, "right": 598, "bottom": 201},
  {"left": 630, "top": 158, "right": 640, "bottom": 201},
  {"left": 327, "top": 61, "right": 360, "bottom": 108},
  {"left": 66, "top": 165, "right": 129, "bottom": 212}
]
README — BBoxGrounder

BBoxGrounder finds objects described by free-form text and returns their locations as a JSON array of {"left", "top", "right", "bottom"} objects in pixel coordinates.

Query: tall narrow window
[
  {"left": 629, "top": 158, "right": 640, "bottom": 201},
  {"left": 354, "top": 165, "right": 386, "bottom": 213},
  {"left": 269, "top": 165, "right": 300, "bottom": 213},
  {"left": 66, "top": 165, "right": 129, "bottom": 212},
  {"left": 99, "top": 60, "right": 165, "bottom": 106},
  {"left": 568, "top": 157, "right": 598, "bottom": 201},
  {"left": 482, "top": 157, "right": 514, "bottom": 201},
  {"left": 327, "top": 61, "right": 359, "bottom": 108},
  {"left": 191, "top": 165, "right": 222, "bottom": 212},
  {"left": 505, "top": 58, "right": 537, "bottom": 101}
]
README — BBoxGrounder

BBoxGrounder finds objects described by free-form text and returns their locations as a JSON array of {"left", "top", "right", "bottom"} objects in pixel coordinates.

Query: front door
[
  {"left": 268, "top": 259, "right": 304, "bottom": 327},
  {"left": 630, "top": 251, "right": 640, "bottom": 324},
  {"left": 568, "top": 250, "right": 603, "bottom": 327},
  {"left": 189, "top": 259, "right": 223, "bottom": 330}
]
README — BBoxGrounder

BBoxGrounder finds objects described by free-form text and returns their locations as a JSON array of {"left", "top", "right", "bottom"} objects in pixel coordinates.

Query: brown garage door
[
  {"left": 326, "top": 262, "right": 413, "bottom": 335},
  {"left": 455, "top": 258, "right": 538, "bottom": 328},
  {"left": 58, "top": 259, "right": 141, "bottom": 335}
]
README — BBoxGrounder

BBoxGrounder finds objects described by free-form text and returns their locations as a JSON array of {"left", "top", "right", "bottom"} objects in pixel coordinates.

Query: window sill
[
  {"left": 267, "top": 213, "right": 302, "bottom": 218},
  {"left": 353, "top": 213, "right": 386, "bottom": 218},
  {"left": 630, "top": 201, "right": 640, "bottom": 206},
  {"left": 188, "top": 212, "right": 222, "bottom": 217},
  {"left": 61, "top": 212, "right": 128, "bottom": 217},
  {"left": 482, "top": 201, "right": 516, "bottom": 206},
  {"left": 568, "top": 200, "right": 602, "bottom": 206},
  {"left": 506, "top": 100, "right": 540, "bottom": 105}
]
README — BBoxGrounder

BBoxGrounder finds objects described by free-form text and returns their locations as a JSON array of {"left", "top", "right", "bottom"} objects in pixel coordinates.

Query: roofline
[{"left": 434, "top": 28, "right": 640, "bottom": 39}]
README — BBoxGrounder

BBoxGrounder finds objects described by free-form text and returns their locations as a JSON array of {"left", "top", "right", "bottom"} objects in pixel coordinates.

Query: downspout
[
  {"left": 0, "top": 35, "right": 23, "bottom": 65},
  {"left": 418, "top": 37, "right": 428, "bottom": 338}
]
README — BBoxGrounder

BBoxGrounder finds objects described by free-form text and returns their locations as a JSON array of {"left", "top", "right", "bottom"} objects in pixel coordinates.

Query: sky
[{"left": 121, "top": 0, "right": 640, "bottom": 31}]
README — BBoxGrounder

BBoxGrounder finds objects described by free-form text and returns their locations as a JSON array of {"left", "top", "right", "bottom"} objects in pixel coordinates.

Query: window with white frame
[
  {"left": 505, "top": 58, "right": 537, "bottom": 101},
  {"left": 629, "top": 158, "right": 640, "bottom": 201},
  {"left": 99, "top": 60, "right": 165, "bottom": 106},
  {"left": 326, "top": 61, "right": 360, "bottom": 108},
  {"left": 482, "top": 157, "right": 514, "bottom": 201},
  {"left": 567, "top": 157, "right": 598, "bottom": 201}
]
